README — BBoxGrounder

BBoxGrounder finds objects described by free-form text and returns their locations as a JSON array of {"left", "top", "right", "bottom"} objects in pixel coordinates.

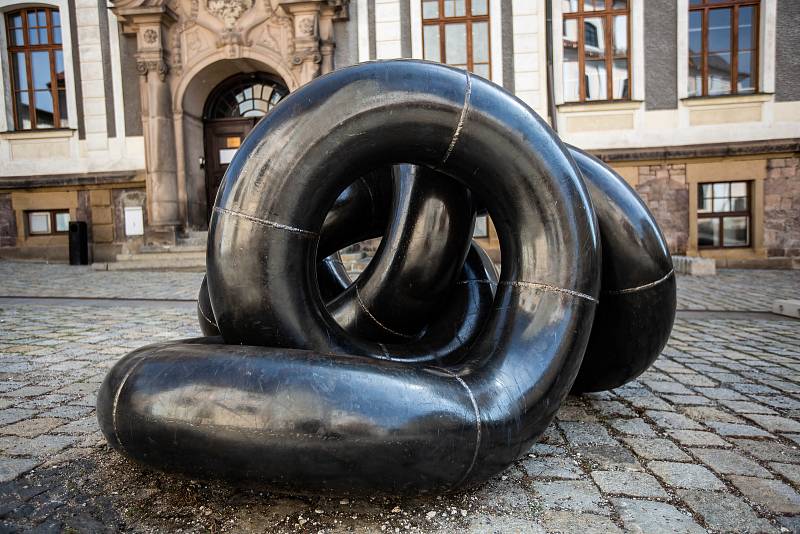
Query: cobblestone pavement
[
  {"left": 2, "top": 260, "right": 798, "bottom": 311},
  {"left": 1, "top": 262, "right": 799, "bottom": 532}
]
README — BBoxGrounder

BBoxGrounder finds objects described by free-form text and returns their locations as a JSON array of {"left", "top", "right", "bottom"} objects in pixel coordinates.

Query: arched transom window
[{"left": 204, "top": 74, "right": 289, "bottom": 120}]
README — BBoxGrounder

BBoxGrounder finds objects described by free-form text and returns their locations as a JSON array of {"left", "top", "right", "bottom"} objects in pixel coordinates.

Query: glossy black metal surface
[
  {"left": 567, "top": 146, "right": 676, "bottom": 393},
  {"left": 98, "top": 60, "right": 601, "bottom": 494}
]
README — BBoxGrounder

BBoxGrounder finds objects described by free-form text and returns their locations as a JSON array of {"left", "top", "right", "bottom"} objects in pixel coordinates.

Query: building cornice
[{"left": 594, "top": 139, "right": 800, "bottom": 164}]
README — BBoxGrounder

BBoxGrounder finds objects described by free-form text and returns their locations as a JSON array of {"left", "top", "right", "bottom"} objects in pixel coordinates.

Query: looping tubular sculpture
[{"left": 98, "top": 60, "right": 676, "bottom": 494}]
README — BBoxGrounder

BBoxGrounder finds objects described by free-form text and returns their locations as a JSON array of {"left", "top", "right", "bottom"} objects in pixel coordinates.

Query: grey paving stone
[
  {"left": 556, "top": 405, "right": 597, "bottom": 422},
  {"left": 558, "top": 421, "right": 617, "bottom": 447},
  {"left": 622, "top": 437, "right": 692, "bottom": 462},
  {"left": 575, "top": 445, "right": 643, "bottom": 472},
  {"left": 533, "top": 480, "right": 606, "bottom": 514},
  {"left": 0, "top": 456, "right": 41, "bottom": 482},
  {"left": 612, "top": 498, "right": 705, "bottom": 534},
  {"left": 0, "top": 435, "right": 79, "bottom": 457},
  {"left": 719, "top": 399, "right": 777, "bottom": 415},
  {"left": 648, "top": 461, "right": 726, "bottom": 490},
  {"left": 0, "top": 417, "right": 68, "bottom": 438},
  {"left": 0, "top": 408, "right": 38, "bottom": 425},
  {"left": 680, "top": 406, "right": 744, "bottom": 424},
  {"left": 609, "top": 417, "right": 658, "bottom": 437},
  {"left": 527, "top": 443, "right": 567, "bottom": 457},
  {"left": 694, "top": 387, "right": 748, "bottom": 401},
  {"left": 690, "top": 448, "right": 773, "bottom": 478},
  {"left": 728, "top": 476, "right": 800, "bottom": 514},
  {"left": 587, "top": 400, "right": 635, "bottom": 418},
  {"left": 768, "top": 462, "right": 800, "bottom": 486},
  {"left": 590, "top": 470, "right": 667, "bottom": 498},
  {"left": 540, "top": 511, "right": 621, "bottom": 534},
  {"left": 706, "top": 421, "right": 774, "bottom": 438},
  {"left": 678, "top": 489, "right": 777, "bottom": 533},
  {"left": 731, "top": 439, "right": 800, "bottom": 464},
  {"left": 743, "top": 414, "right": 800, "bottom": 433},
  {"left": 646, "top": 410, "right": 704, "bottom": 430},
  {"left": 522, "top": 456, "right": 582, "bottom": 480},
  {"left": 661, "top": 394, "right": 714, "bottom": 406},
  {"left": 668, "top": 429, "right": 731, "bottom": 447}
]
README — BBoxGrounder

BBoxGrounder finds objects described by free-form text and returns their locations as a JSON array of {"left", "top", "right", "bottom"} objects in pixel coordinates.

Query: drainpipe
[{"left": 545, "top": 0, "right": 558, "bottom": 133}]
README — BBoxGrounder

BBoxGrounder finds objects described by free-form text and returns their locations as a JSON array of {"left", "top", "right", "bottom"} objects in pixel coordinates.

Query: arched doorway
[{"left": 202, "top": 73, "right": 289, "bottom": 220}]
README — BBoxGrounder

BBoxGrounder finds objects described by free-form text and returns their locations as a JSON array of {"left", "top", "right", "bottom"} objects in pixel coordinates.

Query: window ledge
[
  {"left": 0, "top": 129, "right": 76, "bottom": 141},
  {"left": 681, "top": 94, "right": 773, "bottom": 108},
  {"left": 557, "top": 100, "right": 643, "bottom": 113}
]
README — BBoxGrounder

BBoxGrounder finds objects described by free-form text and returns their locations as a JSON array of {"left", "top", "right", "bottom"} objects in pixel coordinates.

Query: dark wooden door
[{"left": 203, "top": 118, "right": 256, "bottom": 220}]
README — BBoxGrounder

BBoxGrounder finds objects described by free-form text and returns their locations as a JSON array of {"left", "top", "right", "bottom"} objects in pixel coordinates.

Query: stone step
[
  {"left": 116, "top": 250, "right": 206, "bottom": 262},
  {"left": 93, "top": 256, "right": 205, "bottom": 272},
  {"left": 178, "top": 230, "right": 208, "bottom": 248}
]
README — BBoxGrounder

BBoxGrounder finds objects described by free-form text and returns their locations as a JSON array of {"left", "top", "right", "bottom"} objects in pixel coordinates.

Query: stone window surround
[
  {"left": 686, "top": 158, "right": 766, "bottom": 260},
  {"left": 552, "top": 0, "right": 645, "bottom": 107},
  {"left": 409, "top": 0, "right": 504, "bottom": 84},
  {"left": 676, "top": 0, "right": 776, "bottom": 101},
  {"left": 0, "top": 0, "right": 79, "bottom": 135}
]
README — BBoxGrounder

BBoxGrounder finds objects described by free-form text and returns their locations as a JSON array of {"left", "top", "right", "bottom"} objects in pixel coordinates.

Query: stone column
[
  {"left": 279, "top": 0, "right": 324, "bottom": 84},
  {"left": 114, "top": 3, "right": 180, "bottom": 244}
]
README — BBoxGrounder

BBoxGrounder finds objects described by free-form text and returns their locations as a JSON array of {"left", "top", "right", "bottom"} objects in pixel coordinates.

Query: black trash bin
[{"left": 68, "top": 221, "right": 89, "bottom": 265}]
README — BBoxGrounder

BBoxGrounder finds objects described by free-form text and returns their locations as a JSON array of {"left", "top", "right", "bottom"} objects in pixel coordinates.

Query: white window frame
[
  {"left": 0, "top": 0, "right": 79, "bottom": 132},
  {"left": 677, "top": 0, "right": 776, "bottom": 100},
  {"left": 410, "top": 0, "right": 504, "bottom": 85},
  {"left": 552, "top": 0, "right": 644, "bottom": 106}
]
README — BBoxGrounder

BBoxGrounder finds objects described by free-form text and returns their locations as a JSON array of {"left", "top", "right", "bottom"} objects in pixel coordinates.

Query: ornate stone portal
[{"left": 111, "top": 0, "right": 349, "bottom": 242}]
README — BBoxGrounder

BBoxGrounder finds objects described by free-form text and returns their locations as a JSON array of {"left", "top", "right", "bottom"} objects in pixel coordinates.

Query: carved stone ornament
[
  {"left": 143, "top": 28, "right": 159, "bottom": 43},
  {"left": 206, "top": 0, "right": 254, "bottom": 27},
  {"left": 297, "top": 16, "right": 315, "bottom": 36},
  {"left": 136, "top": 58, "right": 170, "bottom": 81}
]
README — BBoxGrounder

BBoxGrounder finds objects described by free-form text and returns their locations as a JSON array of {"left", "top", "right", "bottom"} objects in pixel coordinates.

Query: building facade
[{"left": 0, "top": 0, "right": 797, "bottom": 267}]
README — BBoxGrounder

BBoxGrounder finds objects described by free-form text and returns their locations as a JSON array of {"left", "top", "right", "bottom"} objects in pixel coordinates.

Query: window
[
  {"left": 697, "top": 181, "right": 751, "bottom": 248},
  {"left": 688, "top": 0, "right": 759, "bottom": 97},
  {"left": 5, "top": 7, "right": 67, "bottom": 129},
  {"left": 203, "top": 74, "right": 288, "bottom": 120},
  {"left": 421, "top": 0, "right": 491, "bottom": 79},
  {"left": 562, "top": 0, "right": 630, "bottom": 103},
  {"left": 26, "top": 210, "right": 69, "bottom": 235}
]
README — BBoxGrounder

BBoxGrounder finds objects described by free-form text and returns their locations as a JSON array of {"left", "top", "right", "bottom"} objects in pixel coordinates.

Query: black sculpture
[{"left": 97, "top": 60, "right": 675, "bottom": 494}]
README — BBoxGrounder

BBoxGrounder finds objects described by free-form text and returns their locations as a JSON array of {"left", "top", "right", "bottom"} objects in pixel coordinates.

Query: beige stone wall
[
  {"left": 634, "top": 164, "right": 689, "bottom": 255},
  {"left": 765, "top": 157, "right": 800, "bottom": 259}
]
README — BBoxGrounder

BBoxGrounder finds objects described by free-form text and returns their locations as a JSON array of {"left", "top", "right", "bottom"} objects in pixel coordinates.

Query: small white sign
[{"left": 124, "top": 206, "right": 144, "bottom": 236}]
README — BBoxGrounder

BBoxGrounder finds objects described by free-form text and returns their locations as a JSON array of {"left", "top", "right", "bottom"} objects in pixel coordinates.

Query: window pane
[
  {"left": 585, "top": 60, "right": 607, "bottom": 100},
  {"left": 612, "top": 15, "right": 627, "bottom": 57},
  {"left": 52, "top": 10, "right": 60, "bottom": 27},
  {"left": 731, "top": 196, "right": 747, "bottom": 211},
  {"left": 28, "top": 12, "right": 39, "bottom": 45},
  {"left": 723, "top": 216, "right": 749, "bottom": 247},
  {"left": 698, "top": 218, "right": 719, "bottom": 247},
  {"left": 53, "top": 26, "right": 62, "bottom": 45},
  {"left": 39, "top": 28, "right": 48, "bottom": 44},
  {"left": 444, "top": 23, "right": 467, "bottom": 64},
  {"left": 473, "top": 63, "right": 490, "bottom": 78},
  {"left": 689, "top": 11, "right": 702, "bottom": 55},
  {"left": 730, "top": 182, "right": 747, "bottom": 197},
  {"left": 58, "top": 90, "right": 67, "bottom": 123},
  {"left": 707, "top": 52, "right": 732, "bottom": 95},
  {"left": 423, "top": 25, "right": 441, "bottom": 61},
  {"left": 612, "top": 59, "right": 628, "bottom": 99},
  {"left": 563, "top": 19, "right": 580, "bottom": 102},
  {"left": 472, "top": 0, "right": 488, "bottom": 16},
  {"left": 443, "top": 0, "right": 465, "bottom": 17},
  {"left": 34, "top": 90, "right": 55, "bottom": 128},
  {"left": 422, "top": 0, "right": 439, "bottom": 19},
  {"left": 708, "top": 8, "right": 731, "bottom": 53},
  {"left": 55, "top": 212, "right": 70, "bottom": 232},
  {"left": 738, "top": 6, "right": 755, "bottom": 50},
  {"left": 737, "top": 51, "right": 755, "bottom": 93},
  {"left": 29, "top": 212, "right": 50, "bottom": 234},
  {"left": 713, "top": 182, "right": 729, "bottom": 197},
  {"left": 12, "top": 52, "right": 27, "bottom": 91},
  {"left": 713, "top": 197, "right": 731, "bottom": 212},
  {"left": 699, "top": 184, "right": 712, "bottom": 213},
  {"left": 16, "top": 92, "right": 31, "bottom": 129},
  {"left": 472, "top": 22, "right": 489, "bottom": 63},
  {"left": 562, "top": 0, "right": 578, "bottom": 13},
  {"left": 11, "top": 28, "right": 25, "bottom": 46},
  {"left": 31, "top": 51, "right": 52, "bottom": 90},
  {"left": 611, "top": 0, "right": 627, "bottom": 8},
  {"left": 583, "top": 18, "right": 605, "bottom": 55},
  {"left": 8, "top": 13, "right": 22, "bottom": 29},
  {"left": 584, "top": 0, "right": 602, "bottom": 11}
]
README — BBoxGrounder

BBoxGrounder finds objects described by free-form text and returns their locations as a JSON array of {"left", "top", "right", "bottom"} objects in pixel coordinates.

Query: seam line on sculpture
[
  {"left": 442, "top": 72, "right": 471, "bottom": 163},
  {"left": 456, "top": 279, "right": 498, "bottom": 286},
  {"left": 434, "top": 366, "right": 481, "bottom": 485},
  {"left": 604, "top": 269, "right": 675, "bottom": 295},
  {"left": 499, "top": 281, "right": 598, "bottom": 303},
  {"left": 112, "top": 357, "right": 146, "bottom": 455},
  {"left": 215, "top": 207, "right": 318, "bottom": 237},
  {"left": 197, "top": 302, "right": 218, "bottom": 328},
  {"left": 354, "top": 285, "right": 415, "bottom": 339},
  {"left": 360, "top": 176, "right": 376, "bottom": 219}
]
